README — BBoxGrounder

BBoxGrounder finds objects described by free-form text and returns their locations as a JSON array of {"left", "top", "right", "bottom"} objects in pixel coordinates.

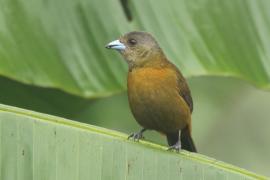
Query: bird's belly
[{"left": 128, "top": 78, "right": 189, "bottom": 133}]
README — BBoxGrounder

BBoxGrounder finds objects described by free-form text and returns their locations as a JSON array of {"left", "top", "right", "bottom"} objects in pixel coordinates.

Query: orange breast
[{"left": 127, "top": 67, "right": 190, "bottom": 133}]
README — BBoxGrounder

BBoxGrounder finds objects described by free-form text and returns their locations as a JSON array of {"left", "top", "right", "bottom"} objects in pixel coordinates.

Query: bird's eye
[{"left": 128, "top": 39, "right": 137, "bottom": 45}]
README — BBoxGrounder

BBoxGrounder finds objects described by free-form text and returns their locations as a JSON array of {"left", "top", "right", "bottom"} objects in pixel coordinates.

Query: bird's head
[{"left": 106, "top": 31, "right": 165, "bottom": 68}]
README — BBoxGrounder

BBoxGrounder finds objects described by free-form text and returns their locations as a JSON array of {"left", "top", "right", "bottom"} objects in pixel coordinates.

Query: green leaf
[
  {"left": 0, "top": 76, "right": 90, "bottom": 118},
  {"left": 0, "top": 0, "right": 270, "bottom": 98},
  {"left": 0, "top": 104, "right": 267, "bottom": 179}
]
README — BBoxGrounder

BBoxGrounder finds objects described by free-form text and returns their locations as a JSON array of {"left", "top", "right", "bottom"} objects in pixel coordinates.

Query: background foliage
[
  {"left": 1, "top": 104, "right": 265, "bottom": 180},
  {"left": 0, "top": 0, "right": 269, "bottom": 177}
]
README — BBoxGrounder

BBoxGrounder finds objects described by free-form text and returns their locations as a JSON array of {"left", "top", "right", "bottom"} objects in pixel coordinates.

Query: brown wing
[
  {"left": 167, "top": 62, "right": 193, "bottom": 113},
  {"left": 178, "top": 78, "right": 193, "bottom": 113}
]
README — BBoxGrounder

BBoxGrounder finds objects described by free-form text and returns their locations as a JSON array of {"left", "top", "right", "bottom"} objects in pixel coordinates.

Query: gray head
[{"left": 106, "top": 31, "right": 164, "bottom": 67}]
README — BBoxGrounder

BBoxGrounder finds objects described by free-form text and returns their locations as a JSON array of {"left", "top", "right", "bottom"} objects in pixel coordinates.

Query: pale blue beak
[{"left": 105, "top": 40, "right": 126, "bottom": 50}]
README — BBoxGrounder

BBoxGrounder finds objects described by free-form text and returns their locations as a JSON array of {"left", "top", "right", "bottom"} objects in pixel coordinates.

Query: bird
[{"left": 106, "top": 31, "right": 197, "bottom": 152}]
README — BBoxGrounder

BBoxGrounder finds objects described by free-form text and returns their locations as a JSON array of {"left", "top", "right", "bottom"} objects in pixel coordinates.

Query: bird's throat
[{"left": 128, "top": 52, "right": 168, "bottom": 71}]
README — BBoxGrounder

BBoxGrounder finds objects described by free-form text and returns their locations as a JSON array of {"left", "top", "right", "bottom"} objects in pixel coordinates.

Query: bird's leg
[
  {"left": 168, "top": 130, "right": 181, "bottom": 152},
  {"left": 128, "top": 128, "right": 146, "bottom": 141}
]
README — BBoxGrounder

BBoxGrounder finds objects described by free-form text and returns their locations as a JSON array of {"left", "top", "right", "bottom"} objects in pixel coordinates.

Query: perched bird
[{"left": 106, "top": 31, "right": 197, "bottom": 152}]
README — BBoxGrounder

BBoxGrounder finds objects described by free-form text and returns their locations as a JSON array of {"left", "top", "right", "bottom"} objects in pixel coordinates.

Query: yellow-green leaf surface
[
  {"left": 0, "top": 104, "right": 267, "bottom": 180},
  {"left": 0, "top": 0, "right": 270, "bottom": 98}
]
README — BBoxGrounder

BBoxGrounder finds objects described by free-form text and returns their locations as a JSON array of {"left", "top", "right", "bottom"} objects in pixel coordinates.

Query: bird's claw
[
  {"left": 128, "top": 132, "right": 144, "bottom": 141},
  {"left": 167, "top": 142, "right": 181, "bottom": 152}
]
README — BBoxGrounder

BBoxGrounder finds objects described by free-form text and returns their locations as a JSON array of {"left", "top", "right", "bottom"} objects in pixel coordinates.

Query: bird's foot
[
  {"left": 128, "top": 132, "right": 144, "bottom": 141},
  {"left": 167, "top": 141, "right": 181, "bottom": 152},
  {"left": 128, "top": 130, "right": 145, "bottom": 141}
]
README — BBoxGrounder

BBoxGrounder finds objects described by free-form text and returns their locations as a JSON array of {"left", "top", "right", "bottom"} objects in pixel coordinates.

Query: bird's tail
[
  {"left": 180, "top": 126, "right": 197, "bottom": 152},
  {"left": 166, "top": 126, "right": 197, "bottom": 152}
]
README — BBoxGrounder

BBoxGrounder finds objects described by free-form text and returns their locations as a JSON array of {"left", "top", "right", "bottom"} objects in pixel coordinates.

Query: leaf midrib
[{"left": 0, "top": 103, "right": 267, "bottom": 179}]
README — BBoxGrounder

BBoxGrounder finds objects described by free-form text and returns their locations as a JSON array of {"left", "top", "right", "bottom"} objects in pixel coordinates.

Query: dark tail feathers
[
  {"left": 166, "top": 126, "right": 197, "bottom": 152},
  {"left": 180, "top": 126, "right": 197, "bottom": 152}
]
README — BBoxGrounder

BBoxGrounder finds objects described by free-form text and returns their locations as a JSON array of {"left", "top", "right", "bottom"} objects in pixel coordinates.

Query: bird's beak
[{"left": 105, "top": 40, "right": 126, "bottom": 50}]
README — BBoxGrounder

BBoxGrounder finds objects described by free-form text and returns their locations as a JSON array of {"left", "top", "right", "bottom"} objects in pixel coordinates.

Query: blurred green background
[{"left": 0, "top": 0, "right": 270, "bottom": 177}]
